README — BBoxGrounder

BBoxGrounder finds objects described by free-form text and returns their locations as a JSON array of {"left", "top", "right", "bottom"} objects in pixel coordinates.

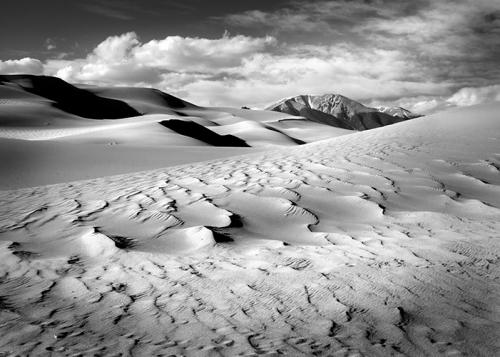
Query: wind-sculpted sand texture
[{"left": 0, "top": 104, "right": 499, "bottom": 356}]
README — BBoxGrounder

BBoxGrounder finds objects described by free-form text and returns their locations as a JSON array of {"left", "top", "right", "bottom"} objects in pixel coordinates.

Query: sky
[{"left": 1, "top": 0, "right": 500, "bottom": 112}]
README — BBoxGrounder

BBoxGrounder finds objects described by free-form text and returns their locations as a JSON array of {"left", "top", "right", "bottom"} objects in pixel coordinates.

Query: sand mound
[{"left": 82, "top": 85, "right": 198, "bottom": 114}]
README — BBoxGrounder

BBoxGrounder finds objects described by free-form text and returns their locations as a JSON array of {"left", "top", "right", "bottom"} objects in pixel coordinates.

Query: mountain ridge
[{"left": 266, "top": 93, "right": 421, "bottom": 130}]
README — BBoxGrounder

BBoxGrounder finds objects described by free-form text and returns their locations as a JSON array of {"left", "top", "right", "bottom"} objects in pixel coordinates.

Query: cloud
[
  {"left": 45, "top": 38, "right": 57, "bottom": 51},
  {"left": 79, "top": 0, "right": 196, "bottom": 20},
  {"left": 79, "top": 0, "right": 136, "bottom": 20},
  {"left": 362, "top": 0, "right": 500, "bottom": 81},
  {"left": 368, "top": 84, "right": 500, "bottom": 115},
  {"left": 223, "top": 9, "right": 333, "bottom": 34},
  {"left": 174, "top": 43, "right": 450, "bottom": 107},
  {"left": 221, "top": 1, "right": 403, "bottom": 36},
  {"left": 37, "top": 30, "right": 457, "bottom": 108},
  {"left": 223, "top": 0, "right": 500, "bottom": 89},
  {"left": 447, "top": 85, "right": 500, "bottom": 106},
  {"left": 48, "top": 32, "right": 277, "bottom": 88},
  {"left": 133, "top": 32, "right": 277, "bottom": 72},
  {"left": 0, "top": 58, "right": 44, "bottom": 75},
  {"left": 367, "top": 95, "right": 451, "bottom": 115},
  {"left": 2, "top": 0, "right": 498, "bottom": 111}
]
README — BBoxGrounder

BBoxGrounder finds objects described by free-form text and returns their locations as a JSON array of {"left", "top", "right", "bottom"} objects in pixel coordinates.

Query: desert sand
[
  {"left": 0, "top": 101, "right": 499, "bottom": 356},
  {"left": 0, "top": 76, "right": 355, "bottom": 190}
]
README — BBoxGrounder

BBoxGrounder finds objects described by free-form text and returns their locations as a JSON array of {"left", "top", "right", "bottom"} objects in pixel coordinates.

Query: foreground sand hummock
[{"left": 0, "top": 103, "right": 499, "bottom": 356}]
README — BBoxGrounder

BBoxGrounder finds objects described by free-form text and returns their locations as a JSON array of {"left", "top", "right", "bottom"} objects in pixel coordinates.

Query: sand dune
[
  {"left": 0, "top": 75, "right": 356, "bottom": 189},
  {"left": 80, "top": 85, "right": 199, "bottom": 114},
  {"left": 160, "top": 119, "right": 251, "bottom": 147},
  {"left": 0, "top": 75, "right": 140, "bottom": 119},
  {"left": 0, "top": 75, "right": 350, "bottom": 147},
  {"left": 0, "top": 103, "right": 498, "bottom": 356}
]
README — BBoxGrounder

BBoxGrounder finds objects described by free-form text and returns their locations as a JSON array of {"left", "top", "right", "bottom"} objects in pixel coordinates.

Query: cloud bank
[
  {"left": 40, "top": 32, "right": 452, "bottom": 108},
  {"left": 447, "top": 85, "right": 500, "bottom": 107},
  {"left": 0, "top": 0, "right": 499, "bottom": 112}
]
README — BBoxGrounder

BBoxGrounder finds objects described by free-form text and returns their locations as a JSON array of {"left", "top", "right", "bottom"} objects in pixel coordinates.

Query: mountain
[
  {"left": 377, "top": 106, "right": 422, "bottom": 119},
  {"left": 266, "top": 94, "right": 421, "bottom": 130}
]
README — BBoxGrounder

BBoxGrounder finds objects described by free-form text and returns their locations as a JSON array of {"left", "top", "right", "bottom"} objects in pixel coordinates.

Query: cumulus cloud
[
  {"left": 47, "top": 32, "right": 277, "bottom": 89},
  {"left": 37, "top": 30, "right": 452, "bottom": 107},
  {"left": 0, "top": 58, "right": 44, "bottom": 75},
  {"left": 447, "top": 85, "right": 500, "bottom": 106},
  {"left": 134, "top": 32, "right": 276, "bottom": 72}
]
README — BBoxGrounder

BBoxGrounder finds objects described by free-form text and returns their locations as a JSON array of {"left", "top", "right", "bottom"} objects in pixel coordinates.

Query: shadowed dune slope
[
  {"left": 159, "top": 119, "right": 250, "bottom": 147},
  {"left": 82, "top": 86, "right": 198, "bottom": 114},
  {"left": 0, "top": 75, "right": 140, "bottom": 119}
]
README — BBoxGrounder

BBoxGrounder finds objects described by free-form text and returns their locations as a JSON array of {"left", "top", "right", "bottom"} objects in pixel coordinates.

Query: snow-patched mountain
[
  {"left": 377, "top": 106, "right": 422, "bottom": 119},
  {"left": 266, "top": 94, "right": 420, "bottom": 130}
]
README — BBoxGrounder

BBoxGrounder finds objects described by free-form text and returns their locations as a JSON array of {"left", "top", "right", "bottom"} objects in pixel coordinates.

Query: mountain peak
[{"left": 266, "top": 93, "right": 421, "bottom": 130}]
